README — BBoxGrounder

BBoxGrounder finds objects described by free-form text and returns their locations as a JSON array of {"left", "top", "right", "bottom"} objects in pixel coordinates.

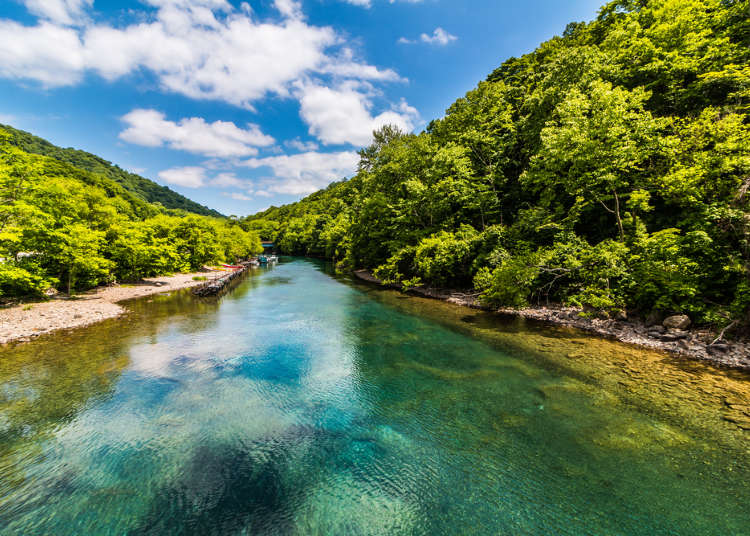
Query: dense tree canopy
[
  {"left": 0, "top": 124, "right": 223, "bottom": 217},
  {"left": 0, "top": 131, "right": 262, "bottom": 299},
  {"left": 245, "top": 0, "right": 750, "bottom": 333}
]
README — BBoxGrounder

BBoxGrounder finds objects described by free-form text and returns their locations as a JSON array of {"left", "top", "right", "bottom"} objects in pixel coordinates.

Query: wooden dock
[{"left": 192, "top": 261, "right": 253, "bottom": 297}]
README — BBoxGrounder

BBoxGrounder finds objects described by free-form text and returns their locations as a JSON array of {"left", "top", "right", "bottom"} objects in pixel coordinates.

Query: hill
[
  {"left": 1, "top": 124, "right": 223, "bottom": 217},
  {"left": 0, "top": 126, "right": 261, "bottom": 298},
  {"left": 244, "top": 0, "right": 750, "bottom": 334}
]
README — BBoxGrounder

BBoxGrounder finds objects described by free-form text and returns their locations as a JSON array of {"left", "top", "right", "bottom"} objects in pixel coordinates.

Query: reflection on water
[{"left": 0, "top": 259, "right": 748, "bottom": 535}]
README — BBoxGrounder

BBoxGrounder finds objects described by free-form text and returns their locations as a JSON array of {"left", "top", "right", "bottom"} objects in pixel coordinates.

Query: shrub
[{"left": 0, "top": 264, "right": 54, "bottom": 299}]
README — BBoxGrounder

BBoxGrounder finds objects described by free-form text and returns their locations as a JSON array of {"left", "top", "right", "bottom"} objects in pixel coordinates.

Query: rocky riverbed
[
  {"left": 0, "top": 273, "right": 208, "bottom": 345},
  {"left": 353, "top": 270, "right": 750, "bottom": 372}
]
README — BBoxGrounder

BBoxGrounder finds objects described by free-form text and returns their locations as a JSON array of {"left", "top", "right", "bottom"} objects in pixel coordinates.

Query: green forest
[
  {"left": 1, "top": 124, "right": 223, "bottom": 217},
  {"left": 0, "top": 128, "right": 262, "bottom": 299},
  {"left": 245, "top": 0, "right": 750, "bottom": 333}
]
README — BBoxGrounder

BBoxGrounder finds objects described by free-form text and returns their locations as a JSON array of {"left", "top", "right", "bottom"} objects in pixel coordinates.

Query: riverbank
[
  {"left": 0, "top": 273, "right": 208, "bottom": 345},
  {"left": 353, "top": 270, "right": 750, "bottom": 372}
]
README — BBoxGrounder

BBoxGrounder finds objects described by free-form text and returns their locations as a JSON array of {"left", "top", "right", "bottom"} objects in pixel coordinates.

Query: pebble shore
[{"left": 0, "top": 273, "right": 207, "bottom": 345}]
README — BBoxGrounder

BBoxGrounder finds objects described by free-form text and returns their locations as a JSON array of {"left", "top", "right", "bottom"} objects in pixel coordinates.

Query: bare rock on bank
[{"left": 663, "top": 315, "right": 692, "bottom": 330}]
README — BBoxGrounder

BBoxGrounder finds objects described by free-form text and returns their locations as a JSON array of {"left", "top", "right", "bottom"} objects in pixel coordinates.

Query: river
[{"left": 1, "top": 258, "right": 748, "bottom": 535}]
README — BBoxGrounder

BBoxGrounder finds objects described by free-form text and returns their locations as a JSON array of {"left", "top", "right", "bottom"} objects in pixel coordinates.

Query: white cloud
[
  {"left": 241, "top": 151, "right": 359, "bottom": 195},
  {"left": 158, "top": 166, "right": 206, "bottom": 188},
  {"left": 341, "top": 0, "right": 372, "bottom": 7},
  {"left": 342, "top": 0, "right": 424, "bottom": 6},
  {"left": 421, "top": 27, "right": 457, "bottom": 45},
  {"left": 273, "top": 0, "right": 303, "bottom": 19},
  {"left": 157, "top": 167, "right": 257, "bottom": 190},
  {"left": 211, "top": 172, "right": 247, "bottom": 188},
  {"left": 0, "top": 21, "right": 84, "bottom": 86},
  {"left": 22, "top": 0, "right": 92, "bottom": 26},
  {"left": 81, "top": 17, "right": 337, "bottom": 108},
  {"left": 224, "top": 192, "right": 253, "bottom": 201},
  {"left": 399, "top": 27, "right": 457, "bottom": 46},
  {"left": 119, "top": 109, "right": 274, "bottom": 157},
  {"left": 1, "top": 0, "right": 419, "bottom": 150},
  {"left": 1, "top": 1, "right": 400, "bottom": 109},
  {"left": 298, "top": 82, "right": 419, "bottom": 146},
  {"left": 285, "top": 138, "right": 319, "bottom": 152}
]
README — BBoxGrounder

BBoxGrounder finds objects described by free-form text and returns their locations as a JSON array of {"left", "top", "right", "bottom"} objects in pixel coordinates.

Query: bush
[
  {"left": 374, "top": 246, "right": 416, "bottom": 284},
  {"left": 0, "top": 264, "right": 54, "bottom": 299},
  {"left": 476, "top": 251, "right": 543, "bottom": 308},
  {"left": 627, "top": 229, "right": 704, "bottom": 317},
  {"left": 412, "top": 225, "right": 480, "bottom": 287}
]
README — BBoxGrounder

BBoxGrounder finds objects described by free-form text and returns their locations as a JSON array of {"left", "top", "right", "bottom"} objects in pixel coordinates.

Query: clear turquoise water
[{"left": 1, "top": 258, "right": 749, "bottom": 535}]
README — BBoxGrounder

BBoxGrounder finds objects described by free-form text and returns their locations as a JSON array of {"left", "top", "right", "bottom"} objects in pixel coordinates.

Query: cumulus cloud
[
  {"left": 342, "top": 0, "right": 424, "bottom": 6},
  {"left": 298, "top": 82, "right": 419, "bottom": 146},
  {"left": 273, "top": 0, "right": 303, "bottom": 19},
  {"left": 211, "top": 172, "right": 247, "bottom": 188},
  {"left": 158, "top": 166, "right": 206, "bottom": 188},
  {"left": 1, "top": 0, "right": 397, "bottom": 105},
  {"left": 0, "top": 21, "right": 85, "bottom": 86},
  {"left": 81, "top": 16, "right": 336, "bottom": 108},
  {"left": 3, "top": 0, "right": 422, "bottom": 203},
  {"left": 224, "top": 192, "right": 253, "bottom": 201},
  {"left": 341, "top": 0, "right": 373, "bottom": 7},
  {"left": 22, "top": 0, "right": 93, "bottom": 26},
  {"left": 1, "top": 0, "right": 418, "bottom": 149},
  {"left": 241, "top": 151, "right": 359, "bottom": 195},
  {"left": 119, "top": 109, "right": 274, "bottom": 157},
  {"left": 399, "top": 27, "right": 457, "bottom": 46},
  {"left": 157, "top": 167, "right": 258, "bottom": 190},
  {"left": 285, "top": 138, "right": 319, "bottom": 152}
]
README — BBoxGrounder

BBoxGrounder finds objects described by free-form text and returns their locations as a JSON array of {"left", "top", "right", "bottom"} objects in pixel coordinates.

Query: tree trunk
[{"left": 613, "top": 190, "right": 625, "bottom": 241}]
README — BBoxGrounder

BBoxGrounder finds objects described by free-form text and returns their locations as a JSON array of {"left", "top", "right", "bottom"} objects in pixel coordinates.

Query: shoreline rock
[{"left": 353, "top": 270, "right": 750, "bottom": 372}]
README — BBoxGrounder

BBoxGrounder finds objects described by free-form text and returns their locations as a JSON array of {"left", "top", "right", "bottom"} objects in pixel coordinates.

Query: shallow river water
[{"left": 1, "top": 258, "right": 749, "bottom": 535}]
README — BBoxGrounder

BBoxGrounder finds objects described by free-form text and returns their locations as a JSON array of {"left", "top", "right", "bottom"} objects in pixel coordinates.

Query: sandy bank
[
  {"left": 353, "top": 270, "right": 750, "bottom": 372},
  {"left": 0, "top": 273, "right": 208, "bottom": 345}
]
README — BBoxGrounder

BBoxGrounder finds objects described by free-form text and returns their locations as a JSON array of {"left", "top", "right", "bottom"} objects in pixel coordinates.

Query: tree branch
[{"left": 711, "top": 320, "right": 738, "bottom": 346}]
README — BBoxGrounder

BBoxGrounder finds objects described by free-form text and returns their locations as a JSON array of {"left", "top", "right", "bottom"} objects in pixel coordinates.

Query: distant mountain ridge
[{"left": 0, "top": 124, "right": 223, "bottom": 218}]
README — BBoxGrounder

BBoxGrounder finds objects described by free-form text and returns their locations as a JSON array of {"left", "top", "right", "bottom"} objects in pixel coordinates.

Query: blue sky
[{"left": 0, "top": 0, "right": 603, "bottom": 216}]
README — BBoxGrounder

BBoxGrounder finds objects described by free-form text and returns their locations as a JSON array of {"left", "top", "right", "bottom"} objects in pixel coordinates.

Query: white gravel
[{"left": 0, "top": 273, "right": 208, "bottom": 345}]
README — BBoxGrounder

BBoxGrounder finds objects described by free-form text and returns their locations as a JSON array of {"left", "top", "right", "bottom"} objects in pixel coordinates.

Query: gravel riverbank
[
  {"left": 353, "top": 270, "right": 750, "bottom": 372},
  {"left": 0, "top": 273, "right": 207, "bottom": 345}
]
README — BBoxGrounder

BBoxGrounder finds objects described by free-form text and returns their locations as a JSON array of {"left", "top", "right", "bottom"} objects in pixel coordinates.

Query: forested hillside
[
  {"left": 1, "top": 124, "right": 223, "bottom": 217},
  {"left": 0, "top": 128, "right": 261, "bottom": 298},
  {"left": 245, "top": 0, "right": 750, "bottom": 333}
]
